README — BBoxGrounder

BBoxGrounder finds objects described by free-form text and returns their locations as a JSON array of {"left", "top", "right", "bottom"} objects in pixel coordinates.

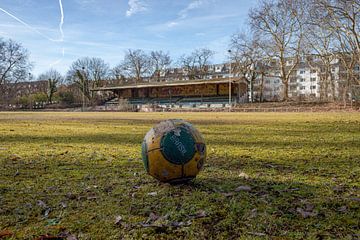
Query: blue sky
[{"left": 0, "top": 0, "right": 257, "bottom": 77}]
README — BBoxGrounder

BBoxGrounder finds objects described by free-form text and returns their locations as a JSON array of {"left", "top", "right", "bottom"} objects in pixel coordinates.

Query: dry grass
[{"left": 0, "top": 112, "right": 359, "bottom": 239}]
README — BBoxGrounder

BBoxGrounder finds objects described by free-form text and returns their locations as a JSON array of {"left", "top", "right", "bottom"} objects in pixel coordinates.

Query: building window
[
  {"left": 300, "top": 78, "right": 305, "bottom": 82},
  {"left": 274, "top": 79, "right": 280, "bottom": 84},
  {"left": 299, "top": 70, "right": 305, "bottom": 74},
  {"left": 331, "top": 67, "right": 336, "bottom": 72},
  {"left": 300, "top": 86, "right": 306, "bottom": 90},
  {"left": 310, "top": 85, "right": 316, "bottom": 90},
  {"left": 310, "top": 78, "right": 316, "bottom": 82},
  {"left": 311, "top": 69, "right": 317, "bottom": 73}
]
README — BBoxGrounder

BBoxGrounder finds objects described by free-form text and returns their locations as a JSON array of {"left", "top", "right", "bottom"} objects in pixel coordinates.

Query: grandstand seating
[{"left": 104, "top": 96, "right": 232, "bottom": 109}]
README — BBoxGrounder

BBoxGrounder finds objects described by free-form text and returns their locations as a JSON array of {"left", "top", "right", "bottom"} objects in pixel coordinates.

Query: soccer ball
[{"left": 141, "top": 119, "right": 206, "bottom": 183}]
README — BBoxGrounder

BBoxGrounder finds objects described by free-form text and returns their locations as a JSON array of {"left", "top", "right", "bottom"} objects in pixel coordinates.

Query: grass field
[{"left": 0, "top": 112, "right": 359, "bottom": 239}]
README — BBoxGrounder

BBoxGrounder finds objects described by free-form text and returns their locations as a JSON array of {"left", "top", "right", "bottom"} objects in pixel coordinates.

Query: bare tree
[
  {"left": 303, "top": 2, "right": 338, "bottom": 101},
  {"left": 111, "top": 65, "right": 127, "bottom": 85},
  {"left": 119, "top": 49, "right": 151, "bottom": 83},
  {"left": 316, "top": 0, "right": 360, "bottom": 103},
  {"left": 249, "top": 0, "right": 306, "bottom": 100},
  {"left": 178, "top": 54, "right": 197, "bottom": 80},
  {"left": 0, "top": 38, "right": 32, "bottom": 103},
  {"left": 150, "top": 50, "right": 171, "bottom": 82},
  {"left": 38, "top": 69, "right": 64, "bottom": 103},
  {"left": 67, "top": 57, "right": 109, "bottom": 101},
  {"left": 178, "top": 48, "right": 214, "bottom": 80},
  {"left": 229, "top": 31, "right": 268, "bottom": 102}
]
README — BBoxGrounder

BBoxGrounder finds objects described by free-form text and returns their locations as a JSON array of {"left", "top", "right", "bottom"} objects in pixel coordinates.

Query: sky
[{"left": 0, "top": 0, "right": 257, "bottom": 77}]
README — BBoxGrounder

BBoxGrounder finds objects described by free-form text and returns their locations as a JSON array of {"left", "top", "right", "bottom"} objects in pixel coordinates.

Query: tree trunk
[{"left": 283, "top": 81, "right": 289, "bottom": 101}]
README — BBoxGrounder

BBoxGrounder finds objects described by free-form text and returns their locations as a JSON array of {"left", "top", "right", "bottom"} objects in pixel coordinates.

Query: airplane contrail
[
  {"left": 49, "top": 47, "right": 65, "bottom": 67},
  {"left": 0, "top": 7, "right": 62, "bottom": 42},
  {"left": 58, "top": 0, "right": 64, "bottom": 41},
  {"left": 0, "top": 1, "right": 66, "bottom": 68},
  {"left": 49, "top": 0, "right": 66, "bottom": 68}
]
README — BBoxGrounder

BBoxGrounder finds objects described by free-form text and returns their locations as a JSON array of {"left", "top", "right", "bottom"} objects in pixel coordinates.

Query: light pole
[
  {"left": 81, "top": 66, "right": 85, "bottom": 112},
  {"left": 228, "top": 50, "right": 232, "bottom": 112}
]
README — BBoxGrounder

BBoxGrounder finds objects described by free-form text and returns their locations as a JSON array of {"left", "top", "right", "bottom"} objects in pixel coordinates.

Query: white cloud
[
  {"left": 179, "top": 0, "right": 207, "bottom": 19},
  {"left": 167, "top": 21, "right": 178, "bottom": 28},
  {"left": 147, "top": 13, "right": 236, "bottom": 32},
  {"left": 126, "top": 0, "right": 147, "bottom": 17}
]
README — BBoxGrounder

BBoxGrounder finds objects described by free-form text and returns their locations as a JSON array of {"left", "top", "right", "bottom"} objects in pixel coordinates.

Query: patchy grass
[{"left": 0, "top": 112, "right": 359, "bottom": 239}]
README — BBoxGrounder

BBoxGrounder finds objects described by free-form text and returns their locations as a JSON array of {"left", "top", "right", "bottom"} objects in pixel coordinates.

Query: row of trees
[
  {"left": 229, "top": 0, "right": 360, "bottom": 101},
  {"left": 61, "top": 48, "right": 214, "bottom": 104},
  {"left": 0, "top": 38, "right": 215, "bottom": 106},
  {"left": 1, "top": 0, "right": 359, "bottom": 105}
]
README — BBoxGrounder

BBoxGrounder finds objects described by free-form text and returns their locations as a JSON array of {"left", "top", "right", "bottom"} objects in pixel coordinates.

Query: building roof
[{"left": 92, "top": 78, "right": 244, "bottom": 91}]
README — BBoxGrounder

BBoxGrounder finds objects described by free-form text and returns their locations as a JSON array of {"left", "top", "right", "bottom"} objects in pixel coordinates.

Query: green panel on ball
[
  {"left": 160, "top": 126, "right": 196, "bottom": 165},
  {"left": 141, "top": 141, "right": 149, "bottom": 172}
]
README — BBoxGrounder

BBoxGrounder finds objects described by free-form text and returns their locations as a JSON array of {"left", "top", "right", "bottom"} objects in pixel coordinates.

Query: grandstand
[{"left": 93, "top": 78, "right": 248, "bottom": 109}]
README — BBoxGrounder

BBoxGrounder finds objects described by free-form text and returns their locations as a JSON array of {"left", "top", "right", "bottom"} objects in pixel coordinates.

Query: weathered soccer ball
[{"left": 141, "top": 119, "right": 206, "bottom": 183}]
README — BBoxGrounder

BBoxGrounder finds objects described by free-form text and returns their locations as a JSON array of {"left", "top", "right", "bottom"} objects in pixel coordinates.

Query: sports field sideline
[{"left": 0, "top": 112, "right": 359, "bottom": 239}]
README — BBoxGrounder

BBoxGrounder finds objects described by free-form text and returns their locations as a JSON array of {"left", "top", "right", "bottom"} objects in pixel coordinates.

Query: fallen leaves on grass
[
  {"left": 37, "top": 200, "right": 51, "bottom": 217},
  {"left": 234, "top": 185, "right": 252, "bottom": 192},
  {"left": 35, "top": 232, "right": 77, "bottom": 240}
]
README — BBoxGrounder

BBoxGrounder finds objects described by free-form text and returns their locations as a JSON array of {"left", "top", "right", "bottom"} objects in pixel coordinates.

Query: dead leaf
[
  {"left": 44, "top": 208, "right": 51, "bottom": 217},
  {"left": 338, "top": 206, "right": 347, "bottom": 212},
  {"left": 235, "top": 186, "right": 252, "bottom": 192},
  {"left": 222, "top": 192, "right": 234, "bottom": 197},
  {"left": 139, "top": 223, "right": 156, "bottom": 228},
  {"left": 195, "top": 210, "right": 207, "bottom": 218},
  {"left": 9, "top": 154, "right": 21, "bottom": 161},
  {"left": 350, "top": 197, "right": 360, "bottom": 202},
  {"left": 0, "top": 230, "right": 13, "bottom": 238},
  {"left": 60, "top": 202, "right": 67, "bottom": 208},
  {"left": 305, "top": 204, "right": 314, "bottom": 212},
  {"left": 35, "top": 235, "right": 63, "bottom": 240},
  {"left": 296, "top": 207, "right": 318, "bottom": 218},
  {"left": 66, "top": 193, "right": 77, "bottom": 200},
  {"left": 332, "top": 185, "right": 344, "bottom": 192},
  {"left": 37, "top": 200, "right": 47, "bottom": 209},
  {"left": 238, "top": 172, "right": 249, "bottom": 179},
  {"left": 115, "top": 215, "right": 123, "bottom": 225},
  {"left": 66, "top": 235, "right": 77, "bottom": 240},
  {"left": 247, "top": 232, "right": 266, "bottom": 237},
  {"left": 148, "top": 212, "right": 160, "bottom": 222},
  {"left": 249, "top": 208, "right": 257, "bottom": 218},
  {"left": 171, "top": 220, "right": 192, "bottom": 227}
]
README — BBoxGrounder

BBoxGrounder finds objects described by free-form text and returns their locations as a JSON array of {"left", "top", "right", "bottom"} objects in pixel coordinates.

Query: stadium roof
[{"left": 92, "top": 78, "right": 244, "bottom": 91}]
